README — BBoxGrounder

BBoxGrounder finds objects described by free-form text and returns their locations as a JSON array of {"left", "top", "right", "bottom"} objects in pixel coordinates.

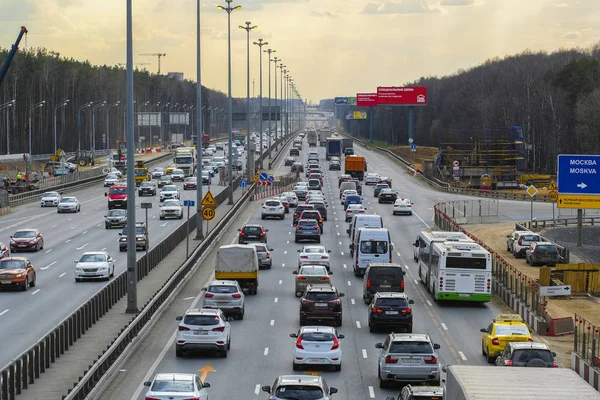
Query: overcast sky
[{"left": 1, "top": 0, "right": 598, "bottom": 104}]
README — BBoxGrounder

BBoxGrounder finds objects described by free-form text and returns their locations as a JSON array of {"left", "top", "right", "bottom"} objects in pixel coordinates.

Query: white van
[
  {"left": 347, "top": 214, "right": 384, "bottom": 254},
  {"left": 354, "top": 227, "right": 393, "bottom": 276}
]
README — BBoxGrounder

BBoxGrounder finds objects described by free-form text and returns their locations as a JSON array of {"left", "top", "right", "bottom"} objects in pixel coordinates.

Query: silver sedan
[
  {"left": 57, "top": 196, "right": 81, "bottom": 213},
  {"left": 293, "top": 265, "right": 332, "bottom": 297}
]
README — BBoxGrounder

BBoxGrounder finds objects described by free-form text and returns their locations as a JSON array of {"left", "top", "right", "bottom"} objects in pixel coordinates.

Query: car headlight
[
  {"left": 29, "top": 240, "right": 36, "bottom": 244},
  {"left": 16, "top": 273, "right": 26, "bottom": 277},
  {"left": 136, "top": 237, "right": 144, "bottom": 241},
  {"left": 120, "top": 238, "right": 127, "bottom": 242}
]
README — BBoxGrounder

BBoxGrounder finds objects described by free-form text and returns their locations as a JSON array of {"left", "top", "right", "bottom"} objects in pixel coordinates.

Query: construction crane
[
  {"left": 138, "top": 53, "right": 166, "bottom": 74},
  {"left": 0, "top": 26, "right": 28, "bottom": 88},
  {"left": 117, "top": 62, "right": 150, "bottom": 68}
]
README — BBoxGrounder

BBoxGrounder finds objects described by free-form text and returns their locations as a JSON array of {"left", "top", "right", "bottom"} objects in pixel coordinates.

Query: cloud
[
  {"left": 309, "top": 11, "right": 338, "bottom": 17},
  {"left": 562, "top": 31, "right": 581, "bottom": 40},
  {"left": 440, "top": 0, "right": 475, "bottom": 5},
  {"left": 0, "top": 0, "right": 37, "bottom": 22},
  {"left": 362, "top": 0, "right": 440, "bottom": 15},
  {"left": 202, "top": 0, "right": 307, "bottom": 13}
]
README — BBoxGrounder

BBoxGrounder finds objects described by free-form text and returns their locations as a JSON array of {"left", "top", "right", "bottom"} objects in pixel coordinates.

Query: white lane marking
[
  {"left": 287, "top": 240, "right": 290, "bottom": 244},
  {"left": 340, "top": 252, "right": 344, "bottom": 256},
  {"left": 334, "top": 218, "right": 338, "bottom": 221},
  {"left": 52, "top": 225, "right": 58, "bottom": 228},
  {"left": 337, "top": 232, "right": 340, "bottom": 236},
  {"left": 347, "top": 280, "right": 352, "bottom": 286},
  {"left": 160, "top": 222, "right": 168, "bottom": 227},
  {"left": 65, "top": 239, "right": 71, "bottom": 243},
  {"left": 59, "top": 273, "right": 66, "bottom": 278},
  {"left": 68, "top": 218, "right": 72, "bottom": 221},
  {"left": 288, "top": 231, "right": 291, "bottom": 235},
  {"left": 414, "top": 210, "right": 431, "bottom": 228},
  {"left": 397, "top": 253, "right": 402, "bottom": 257},
  {"left": 278, "top": 280, "right": 282, "bottom": 285},
  {"left": 458, "top": 351, "right": 467, "bottom": 361},
  {"left": 264, "top": 347, "right": 269, "bottom": 356},
  {"left": 368, "top": 386, "right": 375, "bottom": 398},
  {"left": 336, "top": 225, "right": 339, "bottom": 228},
  {"left": 101, "top": 248, "right": 107, "bottom": 251},
  {"left": 414, "top": 279, "right": 419, "bottom": 285},
  {"left": 274, "top": 297, "right": 278, "bottom": 303},
  {"left": 254, "top": 384, "right": 261, "bottom": 395},
  {"left": 441, "top": 323, "right": 448, "bottom": 331},
  {"left": 339, "top": 241, "right": 342, "bottom": 245},
  {"left": 284, "top": 251, "right": 287, "bottom": 255},
  {"left": 31, "top": 289, "right": 41, "bottom": 295},
  {"left": 362, "top": 349, "right": 368, "bottom": 358},
  {"left": 270, "top": 319, "right": 275, "bottom": 326},
  {"left": 70, "top": 226, "right": 76, "bottom": 229},
  {"left": 183, "top": 297, "right": 195, "bottom": 300},
  {"left": 426, "top": 300, "right": 433, "bottom": 307},
  {"left": 351, "top": 298, "right": 355, "bottom": 305},
  {"left": 97, "top": 224, "right": 101, "bottom": 227},
  {"left": 282, "top": 263, "right": 285, "bottom": 268},
  {"left": 45, "top": 249, "right": 52, "bottom": 254},
  {"left": 76, "top": 243, "right": 89, "bottom": 250},
  {"left": 343, "top": 264, "right": 347, "bottom": 269},
  {"left": 41, "top": 261, "right": 57, "bottom": 270},
  {"left": 356, "top": 321, "right": 361, "bottom": 329},
  {"left": 0, "top": 309, "right": 8, "bottom": 316},
  {"left": 333, "top": 212, "right": 336, "bottom": 214},
  {"left": 82, "top": 231, "right": 88, "bottom": 235}
]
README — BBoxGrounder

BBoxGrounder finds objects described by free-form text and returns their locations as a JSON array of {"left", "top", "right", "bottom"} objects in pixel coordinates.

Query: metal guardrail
[
  {"left": 0, "top": 177, "right": 244, "bottom": 400},
  {"left": 574, "top": 314, "right": 600, "bottom": 370},
  {"left": 29, "top": 149, "right": 114, "bottom": 162},
  {"left": 520, "top": 217, "right": 600, "bottom": 230}
]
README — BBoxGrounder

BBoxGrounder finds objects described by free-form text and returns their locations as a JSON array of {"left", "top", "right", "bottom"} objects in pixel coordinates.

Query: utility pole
[
  {"left": 254, "top": 39, "right": 268, "bottom": 168},
  {"left": 240, "top": 21, "right": 257, "bottom": 182}
]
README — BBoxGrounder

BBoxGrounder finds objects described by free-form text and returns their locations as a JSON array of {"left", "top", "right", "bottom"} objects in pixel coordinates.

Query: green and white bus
[
  {"left": 413, "top": 230, "right": 473, "bottom": 263},
  {"left": 419, "top": 241, "right": 492, "bottom": 303}
]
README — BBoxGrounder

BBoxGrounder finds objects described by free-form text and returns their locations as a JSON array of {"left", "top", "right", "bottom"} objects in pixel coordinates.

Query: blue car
[
  {"left": 374, "top": 183, "right": 390, "bottom": 197},
  {"left": 344, "top": 194, "right": 362, "bottom": 210}
]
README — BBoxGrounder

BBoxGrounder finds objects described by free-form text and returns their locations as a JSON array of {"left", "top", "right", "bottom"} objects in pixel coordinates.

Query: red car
[
  {"left": 10, "top": 229, "right": 44, "bottom": 252},
  {"left": 183, "top": 177, "right": 197, "bottom": 190}
]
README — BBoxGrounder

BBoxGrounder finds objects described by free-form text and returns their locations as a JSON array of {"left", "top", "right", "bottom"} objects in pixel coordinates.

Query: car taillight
[
  {"left": 329, "top": 299, "right": 341, "bottom": 305},
  {"left": 279, "top": 206, "right": 284, "bottom": 209},
  {"left": 146, "top": 397, "right": 161, "bottom": 400},
  {"left": 359, "top": 210, "right": 365, "bottom": 213},
  {"left": 296, "top": 337, "right": 304, "bottom": 350},
  {"left": 331, "top": 337, "right": 340, "bottom": 350},
  {"left": 518, "top": 237, "right": 523, "bottom": 245},
  {"left": 260, "top": 232, "right": 265, "bottom": 236},
  {"left": 265, "top": 252, "right": 270, "bottom": 259},
  {"left": 301, "top": 299, "right": 313, "bottom": 304},
  {"left": 492, "top": 338, "right": 499, "bottom": 345},
  {"left": 300, "top": 256, "right": 309, "bottom": 259},
  {"left": 401, "top": 307, "right": 412, "bottom": 314},
  {"left": 384, "top": 355, "right": 398, "bottom": 364},
  {"left": 239, "top": 232, "right": 245, "bottom": 236},
  {"left": 424, "top": 355, "right": 437, "bottom": 364},
  {"left": 314, "top": 226, "right": 320, "bottom": 230},
  {"left": 321, "top": 276, "right": 330, "bottom": 281},
  {"left": 321, "top": 256, "right": 329, "bottom": 259},
  {"left": 553, "top": 361, "right": 558, "bottom": 367},
  {"left": 401, "top": 279, "right": 404, "bottom": 290},
  {"left": 232, "top": 293, "right": 241, "bottom": 298},
  {"left": 527, "top": 338, "right": 534, "bottom": 342},
  {"left": 262, "top": 205, "right": 266, "bottom": 208},
  {"left": 178, "top": 326, "right": 190, "bottom": 331},
  {"left": 506, "top": 360, "right": 513, "bottom": 366},
  {"left": 366, "top": 279, "right": 371, "bottom": 289},
  {"left": 212, "top": 326, "right": 225, "bottom": 332},
  {"left": 371, "top": 306, "right": 383, "bottom": 314},
  {"left": 204, "top": 293, "right": 214, "bottom": 298},
  {"left": 298, "top": 276, "right": 307, "bottom": 281}
]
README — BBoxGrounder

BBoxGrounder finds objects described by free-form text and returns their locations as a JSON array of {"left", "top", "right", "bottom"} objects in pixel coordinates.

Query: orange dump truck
[{"left": 344, "top": 155, "right": 367, "bottom": 180}]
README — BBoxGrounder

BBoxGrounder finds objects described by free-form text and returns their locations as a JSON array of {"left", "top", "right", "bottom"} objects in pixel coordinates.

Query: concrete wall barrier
[
  {"left": 546, "top": 317, "right": 575, "bottom": 336},
  {"left": 572, "top": 352, "right": 600, "bottom": 392}
]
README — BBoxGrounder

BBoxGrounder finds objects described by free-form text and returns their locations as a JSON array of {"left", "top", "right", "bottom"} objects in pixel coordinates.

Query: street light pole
[
  {"left": 106, "top": 101, "right": 120, "bottom": 151},
  {"left": 92, "top": 101, "right": 106, "bottom": 158},
  {"left": 53, "top": 99, "right": 69, "bottom": 156},
  {"left": 264, "top": 49, "right": 275, "bottom": 162},
  {"left": 196, "top": 0, "right": 204, "bottom": 239},
  {"left": 239, "top": 21, "right": 257, "bottom": 182},
  {"left": 78, "top": 102, "right": 93, "bottom": 153},
  {"left": 279, "top": 65, "right": 285, "bottom": 142},
  {"left": 217, "top": 0, "right": 241, "bottom": 205},
  {"left": 0, "top": 100, "right": 15, "bottom": 154},
  {"left": 254, "top": 39, "right": 268, "bottom": 169},
  {"left": 28, "top": 100, "right": 46, "bottom": 176},
  {"left": 273, "top": 57, "right": 280, "bottom": 147}
]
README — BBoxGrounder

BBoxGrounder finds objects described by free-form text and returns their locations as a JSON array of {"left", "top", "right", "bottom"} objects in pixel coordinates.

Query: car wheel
[
  {"left": 160, "top": 216, "right": 164, "bottom": 220},
  {"left": 299, "top": 317, "right": 306, "bottom": 326},
  {"left": 220, "top": 349, "right": 228, "bottom": 358},
  {"left": 316, "top": 238, "right": 321, "bottom": 243},
  {"left": 175, "top": 345, "right": 184, "bottom": 357},
  {"left": 294, "top": 238, "right": 299, "bottom": 243},
  {"left": 379, "top": 377, "right": 388, "bottom": 389},
  {"left": 238, "top": 310, "right": 244, "bottom": 320},
  {"left": 78, "top": 206, "right": 81, "bottom": 212},
  {"left": 336, "top": 318, "right": 342, "bottom": 327},
  {"left": 227, "top": 337, "right": 231, "bottom": 350},
  {"left": 22, "top": 278, "right": 28, "bottom": 291},
  {"left": 293, "top": 362, "right": 300, "bottom": 371},
  {"left": 179, "top": 214, "right": 183, "bottom": 219},
  {"left": 261, "top": 215, "right": 265, "bottom": 220},
  {"left": 30, "top": 274, "right": 36, "bottom": 287},
  {"left": 334, "top": 364, "right": 341, "bottom": 372},
  {"left": 75, "top": 278, "right": 82, "bottom": 282},
  {"left": 105, "top": 224, "right": 110, "bottom": 229},
  {"left": 369, "top": 324, "right": 376, "bottom": 333},
  {"left": 405, "top": 326, "right": 413, "bottom": 333},
  {"left": 110, "top": 267, "right": 114, "bottom": 278}
]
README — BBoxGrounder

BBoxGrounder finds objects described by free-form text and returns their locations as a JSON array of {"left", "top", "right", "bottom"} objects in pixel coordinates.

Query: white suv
[
  {"left": 262, "top": 200, "right": 285, "bottom": 220},
  {"left": 160, "top": 184, "right": 180, "bottom": 202},
  {"left": 175, "top": 308, "right": 232, "bottom": 358},
  {"left": 506, "top": 230, "right": 542, "bottom": 258}
]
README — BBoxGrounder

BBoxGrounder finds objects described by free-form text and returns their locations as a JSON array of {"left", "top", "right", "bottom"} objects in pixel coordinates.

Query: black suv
[
  {"left": 311, "top": 201, "right": 328, "bottom": 221},
  {"left": 238, "top": 224, "right": 268, "bottom": 244},
  {"left": 368, "top": 292, "right": 414, "bottom": 333},
  {"left": 293, "top": 204, "right": 315, "bottom": 225},
  {"left": 138, "top": 181, "right": 157, "bottom": 196},
  {"left": 290, "top": 147, "right": 300, "bottom": 156},
  {"left": 495, "top": 342, "right": 558, "bottom": 367},
  {"left": 338, "top": 174, "right": 352, "bottom": 187},
  {"left": 386, "top": 385, "right": 444, "bottom": 400},
  {"left": 299, "top": 284, "right": 345, "bottom": 326},
  {"left": 300, "top": 210, "right": 324, "bottom": 232},
  {"left": 119, "top": 222, "right": 148, "bottom": 251},
  {"left": 378, "top": 188, "right": 398, "bottom": 204}
]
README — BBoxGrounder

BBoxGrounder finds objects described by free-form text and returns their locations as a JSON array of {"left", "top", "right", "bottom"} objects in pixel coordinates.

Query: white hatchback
[
  {"left": 297, "top": 245, "right": 332, "bottom": 270},
  {"left": 262, "top": 200, "right": 286, "bottom": 220},
  {"left": 345, "top": 204, "right": 365, "bottom": 222},
  {"left": 393, "top": 198, "right": 413, "bottom": 215},
  {"left": 290, "top": 326, "right": 344, "bottom": 371}
]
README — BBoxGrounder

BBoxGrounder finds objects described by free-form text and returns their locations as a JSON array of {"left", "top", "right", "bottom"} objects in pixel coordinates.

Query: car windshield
[
  {"left": 299, "top": 266, "right": 328, "bottom": 275},
  {"left": 243, "top": 227, "right": 262, "bottom": 235},
  {"left": 274, "top": 386, "right": 324, "bottom": 399},
  {"left": 265, "top": 201, "right": 281, "bottom": 207},
  {"left": 445, "top": 257, "right": 487, "bottom": 270},
  {"left": 151, "top": 380, "right": 194, "bottom": 393},
  {"left": 534, "top": 245, "right": 558, "bottom": 253},
  {"left": 300, "top": 332, "right": 335, "bottom": 342},
  {"left": 174, "top": 156, "right": 193, "bottom": 164},
  {"left": 208, "top": 285, "right": 238, "bottom": 294},
  {"left": 305, "top": 291, "right": 337, "bottom": 301},
  {"left": 109, "top": 187, "right": 126, "bottom": 195},
  {"left": 163, "top": 186, "right": 177, "bottom": 192},
  {"left": 106, "top": 174, "right": 117, "bottom": 179},
  {"left": 79, "top": 254, "right": 106, "bottom": 263},
  {"left": 521, "top": 235, "right": 540, "bottom": 242},
  {"left": 163, "top": 200, "right": 180, "bottom": 207},
  {"left": 346, "top": 195, "right": 361, "bottom": 202},
  {"left": 360, "top": 240, "right": 388, "bottom": 254},
  {"left": 108, "top": 210, "right": 126, "bottom": 217},
  {"left": 160, "top": 176, "right": 171, "bottom": 181},
  {"left": 348, "top": 205, "right": 363, "bottom": 211},
  {"left": 0, "top": 260, "right": 26, "bottom": 270},
  {"left": 303, "top": 247, "right": 325, "bottom": 254},
  {"left": 343, "top": 190, "right": 358, "bottom": 196},
  {"left": 61, "top": 198, "right": 76, "bottom": 203},
  {"left": 389, "top": 341, "right": 433, "bottom": 354},
  {"left": 302, "top": 212, "right": 320, "bottom": 219},
  {"left": 183, "top": 315, "right": 220, "bottom": 326},
  {"left": 43, "top": 192, "right": 59, "bottom": 198},
  {"left": 376, "top": 298, "right": 408, "bottom": 307},
  {"left": 513, "top": 349, "right": 554, "bottom": 363},
  {"left": 495, "top": 325, "right": 529, "bottom": 336},
  {"left": 253, "top": 245, "right": 267, "bottom": 252},
  {"left": 173, "top": 170, "right": 184, "bottom": 174},
  {"left": 13, "top": 231, "right": 36, "bottom": 238},
  {"left": 141, "top": 182, "right": 153, "bottom": 187}
]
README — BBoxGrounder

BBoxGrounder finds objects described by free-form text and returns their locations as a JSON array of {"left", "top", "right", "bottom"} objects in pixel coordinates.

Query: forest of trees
[
  {"left": 339, "top": 44, "right": 600, "bottom": 173},
  {"left": 0, "top": 47, "right": 231, "bottom": 156}
]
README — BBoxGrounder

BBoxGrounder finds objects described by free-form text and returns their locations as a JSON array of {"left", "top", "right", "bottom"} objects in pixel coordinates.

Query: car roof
[
  {"left": 405, "top": 385, "right": 444, "bottom": 395},
  {"left": 306, "top": 284, "right": 336, "bottom": 292},
  {"left": 154, "top": 373, "right": 195, "bottom": 382},
  {"left": 1, "top": 256, "right": 29, "bottom": 262},
  {"left": 243, "top": 223, "right": 262, "bottom": 228},
  {"left": 278, "top": 375, "right": 323, "bottom": 386},
  {"left": 508, "top": 342, "right": 550, "bottom": 351},
  {"left": 300, "top": 326, "right": 336, "bottom": 334},
  {"left": 208, "top": 280, "right": 238, "bottom": 286},
  {"left": 15, "top": 228, "right": 37, "bottom": 233},
  {"left": 532, "top": 241, "right": 556, "bottom": 246},
  {"left": 375, "top": 292, "right": 409, "bottom": 299},
  {"left": 185, "top": 308, "right": 220, "bottom": 316},
  {"left": 81, "top": 251, "right": 106, "bottom": 256},
  {"left": 389, "top": 333, "right": 432, "bottom": 342}
]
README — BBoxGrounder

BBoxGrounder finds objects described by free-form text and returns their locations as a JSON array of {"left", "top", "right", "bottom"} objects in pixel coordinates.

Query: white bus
[
  {"left": 420, "top": 241, "right": 492, "bottom": 303},
  {"left": 413, "top": 231, "right": 473, "bottom": 262}
]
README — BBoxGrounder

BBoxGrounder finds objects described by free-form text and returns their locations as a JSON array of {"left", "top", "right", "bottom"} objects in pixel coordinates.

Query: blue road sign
[
  {"left": 240, "top": 180, "right": 247, "bottom": 188},
  {"left": 558, "top": 154, "right": 600, "bottom": 195},
  {"left": 259, "top": 172, "right": 268, "bottom": 181},
  {"left": 267, "top": 175, "right": 275, "bottom": 182},
  {"left": 335, "top": 97, "right": 349, "bottom": 105},
  {"left": 410, "top": 143, "right": 417, "bottom": 151},
  {"left": 183, "top": 200, "right": 195, "bottom": 207}
]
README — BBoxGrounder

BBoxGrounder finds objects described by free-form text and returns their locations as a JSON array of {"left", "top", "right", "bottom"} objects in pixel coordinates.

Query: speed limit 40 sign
[{"left": 202, "top": 207, "right": 216, "bottom": 221}]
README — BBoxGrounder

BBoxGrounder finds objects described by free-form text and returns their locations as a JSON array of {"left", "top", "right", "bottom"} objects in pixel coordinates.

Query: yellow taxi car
[
  {"left": 480, "top": 314, "right": 532, "bottom": 363},
  {"left": 165, "top": 164, "right": 177, "bottom": 175}
]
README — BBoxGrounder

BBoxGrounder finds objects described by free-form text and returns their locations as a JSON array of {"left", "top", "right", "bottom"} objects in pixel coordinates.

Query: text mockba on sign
[
  {"left": 356, "top": 93, "right": 378, "bottom": 107},
  {"left": 376, "top": 86, "right": 427, "bottom": 105}
]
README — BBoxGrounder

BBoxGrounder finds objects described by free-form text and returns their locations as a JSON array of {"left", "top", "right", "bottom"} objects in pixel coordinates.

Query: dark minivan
[
  {"left": 362, "top": 263, "right": 405, "bottom": 304},
  {"left": 311, "top": 200, "right": 328, "bottom": 221}
]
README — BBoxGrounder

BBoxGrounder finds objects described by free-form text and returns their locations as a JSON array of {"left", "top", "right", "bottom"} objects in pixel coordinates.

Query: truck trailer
[
  {"left": 215, "top": 244, "right": 259, "bottom": 295},
  {"left": 444, "top": 365, "right": 600, "bottom": 400},
  {"left": 341, "top": 138, "right": 354, "bottom": 155},
  {"left": 326, "top": 138, "right": 342, "bottom": 160},
  {"left": 319, "top": 130, "right": 329, "bottom": 147},
  {"left": 173, "top": 147, "right": 196, "bottom": 176},
  {"left": 306, "top": 131, "right": 318, "bottom": 147},
  {"left": 344, "top": 155, "right": 367, "bottom": 180}
]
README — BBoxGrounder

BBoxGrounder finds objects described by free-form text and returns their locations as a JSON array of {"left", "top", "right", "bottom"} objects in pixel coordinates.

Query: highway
[
  {"left": 0, "top": 154, "right": 231, "bottom": 368},
  {"left": 97, "top": 138, "right": 560, "bottom": 400}
]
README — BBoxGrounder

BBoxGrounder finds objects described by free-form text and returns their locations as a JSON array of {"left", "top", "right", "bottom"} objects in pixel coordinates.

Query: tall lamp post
[
  {"left": 217, "top": 0, "right": 241, "bottom": 205},
  {"left": 195, "top": 0, "right": 204, "bottom": 239},
  {"left": 92, "top": 101, "right": 106, "bottom": 158},
  {"left": 106, "top": 101, "right": 120, "bottom": 151},
  {"left": 273, "top": 57, "right": 280, "bottom": 147},
  {"left": 53, "top": 99, "right": 69, "bottom": 156},
  {"left": 78, "top": 102, "right": 93, "bottom": 152},
  {"left": 254, "top": 39, "right": 268, "bottom": 169},
  {"left": 0, "top": 100, "right": 15, "bottom": 154},
  {"left": 264, "top": 50, "right": 275, "bottom": 161},
  {"left": 279, "top": 65, "right": 285, "bottom": 142},
  {"left": 239, "top": 21, "right": 257, "bottom": 181},
  {"left": 28, "top": 100, "right": 46, "bottom": 175}
]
